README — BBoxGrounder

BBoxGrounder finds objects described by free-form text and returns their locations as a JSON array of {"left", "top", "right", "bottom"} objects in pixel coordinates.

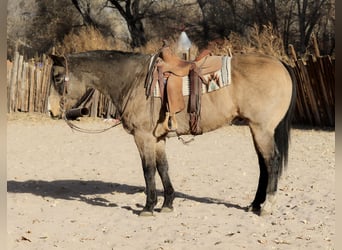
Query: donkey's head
[{"left": 48, "top": 55, "right": 88, "bottom": 119}]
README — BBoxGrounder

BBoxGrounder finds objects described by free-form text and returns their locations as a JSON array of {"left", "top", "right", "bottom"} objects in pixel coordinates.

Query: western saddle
[{"left": 146, "top": 45, "right": 223, "bottom": 137}]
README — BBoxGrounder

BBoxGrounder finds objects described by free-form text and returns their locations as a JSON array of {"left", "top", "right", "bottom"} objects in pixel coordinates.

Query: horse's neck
[
  {"left": 71, "top": 52, "right": 149, "bottom": 114},
  {"left": 100, "top": 62, "right": 147, "bottom": 113}
]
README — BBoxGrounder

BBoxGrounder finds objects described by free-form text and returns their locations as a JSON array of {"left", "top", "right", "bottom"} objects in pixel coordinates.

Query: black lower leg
[
  {"left": 251, "top": 151, "right": 268, "bottom": 211},
  {"left": 142, "top": 165, "right": 157, "bottom": 212},
  {"left": 267, "top": 147, "right": 281, "bottom": 193},
  {"left": 157, "top": 161, "right": 175, "bottom": 209}
]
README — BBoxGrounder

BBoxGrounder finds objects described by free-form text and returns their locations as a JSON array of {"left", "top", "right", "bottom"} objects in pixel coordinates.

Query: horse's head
[{"left": 48, "top": 55, "right": 88, "bottom": 119}]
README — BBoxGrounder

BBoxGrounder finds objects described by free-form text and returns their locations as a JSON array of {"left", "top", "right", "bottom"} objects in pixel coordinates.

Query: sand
[{"left": 7, "top": 113, "right": 335, "bottom": 249}]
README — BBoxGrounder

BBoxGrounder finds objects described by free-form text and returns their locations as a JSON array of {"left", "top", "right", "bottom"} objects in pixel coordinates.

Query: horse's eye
[
  {"left": 53, "top": 73, "right": 66, "bottom": 95},
  {"left": 54, "top": 74, "right": 64, "bottom": 84}
]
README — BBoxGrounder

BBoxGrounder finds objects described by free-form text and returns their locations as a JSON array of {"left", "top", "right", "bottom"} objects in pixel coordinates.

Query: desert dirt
[{"left": 7, "top": 113, "right": 335, "bottom": 249}]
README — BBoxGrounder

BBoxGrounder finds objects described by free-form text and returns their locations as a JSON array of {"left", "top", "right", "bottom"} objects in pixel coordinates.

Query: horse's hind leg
[
  {"left": 248, "top": 125, "right": 281, "bottom": 215},
  {"left": 156, "top": 139, "right": 175, "bottom": 212}
]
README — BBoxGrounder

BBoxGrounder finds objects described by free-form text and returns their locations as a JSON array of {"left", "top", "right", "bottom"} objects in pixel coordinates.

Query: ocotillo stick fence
[
  {"left": 7, "top": 52, "right": 53, "bottom": 113},
  {"left": 289, "top": 44, "right": 335, "bottom": 128},
  {"left": 7, "top": 50, "right": 335, "bottom": 128},
  {"left": 7, "top": 51, "right": 117, "bottom": 118}
]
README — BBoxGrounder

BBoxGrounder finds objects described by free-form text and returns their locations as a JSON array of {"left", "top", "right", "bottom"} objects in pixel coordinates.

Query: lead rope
[{"left": 63, "top": 116, "right": 121, "bottom": 134}]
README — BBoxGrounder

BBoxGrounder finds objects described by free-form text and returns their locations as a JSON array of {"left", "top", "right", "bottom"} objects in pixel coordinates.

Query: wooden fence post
[
  {"left": 39, "top": 55, "right": 51, "bottom": 113},
  {"left": 34, "top": 62, "right": 41, "bottom": 112},
  {"left": 9, "top": 51, "right": 19, "bottom": 112},
  {"left": 16, "top": 55, "right": 24, "bottom": 110},
  {"left": 7, "top": 61, "right": 12, "bottom": 112},
  {"left": 28, "top": 62, "right": 35, "bottom": 112},
  {"left": 312, "top": 34, "right": 321, "bottom": 58},
  {"left": 90, "top": 90, "right": 100, "bottom": 117},
  {"left": 43, "top": 61, "right": 52, "bottom": 113},
  {"left": 18, "top": 62, "right": 29, "bottom": 112}
]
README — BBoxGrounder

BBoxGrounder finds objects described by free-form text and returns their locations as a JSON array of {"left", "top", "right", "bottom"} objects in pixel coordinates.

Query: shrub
[
  {"left": 54, "top": 26, "right": 127, "bottom": 55},
  {"left": 54, "top": 23, "right": 289, "bottom": 63}
]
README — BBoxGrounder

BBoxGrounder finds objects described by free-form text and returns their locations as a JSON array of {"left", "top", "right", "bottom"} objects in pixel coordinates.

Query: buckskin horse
[{"left": 48, "top": 46, "right": 296, "bottom": 216}]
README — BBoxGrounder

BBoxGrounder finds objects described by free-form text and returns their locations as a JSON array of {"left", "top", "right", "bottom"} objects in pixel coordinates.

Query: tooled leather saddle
[{"left": 145, "top": 46, "right": 223, "bottom": 135}]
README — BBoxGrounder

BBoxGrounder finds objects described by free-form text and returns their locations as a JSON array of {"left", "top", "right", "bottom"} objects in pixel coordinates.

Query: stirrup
[
  {"left": 154, "top": 112, "right": 178, "bottom": 137},
  {"left": 163, "top": 112, "right": 177, "bottom": 131}
]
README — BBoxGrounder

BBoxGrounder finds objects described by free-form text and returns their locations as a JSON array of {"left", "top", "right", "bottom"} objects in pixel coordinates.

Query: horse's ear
[{"left": 49, "top": 54, "right": 65, "bottom": 67}]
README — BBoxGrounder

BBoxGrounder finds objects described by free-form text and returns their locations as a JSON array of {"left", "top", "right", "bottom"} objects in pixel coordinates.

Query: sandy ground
[{"left": 7, "top": 113, "right": 335, "bottom": 250}]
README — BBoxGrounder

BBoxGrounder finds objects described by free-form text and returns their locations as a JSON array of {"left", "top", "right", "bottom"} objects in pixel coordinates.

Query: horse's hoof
[
  {"left": 260, "top": 204, "right": 274, "bottom": 216},
  {"left": 139, "top": 210, "right": 154, "bottom": 217},
  {"left": 260, "top": 195, "right": 275, "bottom": 216},
  {"left": 259, "top": 208, "right": 272, "bottom": 216},
  {"left": 246, "top": 204, "right": 261, "bottom": 215},
  {"left": 247, "top": 195, "right": 275, "bottom": 215},
  {"left": 160, "top": 207, "right": 173, "bottom": 213}
]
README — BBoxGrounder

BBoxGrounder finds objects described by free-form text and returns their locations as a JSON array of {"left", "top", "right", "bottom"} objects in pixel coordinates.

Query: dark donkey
[{"left": 48, "top": 48, "right": 296, "bottom": 216}]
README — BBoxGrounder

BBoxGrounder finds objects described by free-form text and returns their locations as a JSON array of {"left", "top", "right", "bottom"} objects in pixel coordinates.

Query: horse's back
[{"left": 231, "top": 53, "right": 292, "bottom": 91}]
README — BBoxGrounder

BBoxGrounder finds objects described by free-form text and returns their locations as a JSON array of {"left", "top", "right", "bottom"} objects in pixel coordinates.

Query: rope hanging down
[{"left": 63, "top": 116, "right": 122, "bottom": 134}]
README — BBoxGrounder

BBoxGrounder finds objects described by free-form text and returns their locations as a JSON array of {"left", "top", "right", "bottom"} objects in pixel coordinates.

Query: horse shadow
[{"left": 7, "top": 179, "right": 246, "bottom": 215}]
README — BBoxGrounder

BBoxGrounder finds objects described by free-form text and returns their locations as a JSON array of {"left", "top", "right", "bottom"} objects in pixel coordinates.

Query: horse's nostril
[{"left": 49, "top": 111, "right": 61, "bottom": 120}]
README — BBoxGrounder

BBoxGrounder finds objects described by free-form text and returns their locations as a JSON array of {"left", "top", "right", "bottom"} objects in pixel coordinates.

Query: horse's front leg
[{"left": 134, "top": 132, "right": 158, "bottom": 216}]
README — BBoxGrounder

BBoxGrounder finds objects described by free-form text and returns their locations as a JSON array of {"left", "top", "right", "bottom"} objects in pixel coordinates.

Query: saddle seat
[
  {"left": 159, "top": 46, "right": 194, "bottom": 77},
  {"left": 158, "top": 47, "right": 223, "bottom": 77}
]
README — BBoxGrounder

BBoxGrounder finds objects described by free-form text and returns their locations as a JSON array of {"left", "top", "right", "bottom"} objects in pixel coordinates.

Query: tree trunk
[{"left": 127, "top": 19, "right": 146, "bottom": 48}]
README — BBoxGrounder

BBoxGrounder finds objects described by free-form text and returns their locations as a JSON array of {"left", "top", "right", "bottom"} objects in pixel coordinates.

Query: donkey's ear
[{"left": 49, "top": 54, "right": 65, "bottom": 67}]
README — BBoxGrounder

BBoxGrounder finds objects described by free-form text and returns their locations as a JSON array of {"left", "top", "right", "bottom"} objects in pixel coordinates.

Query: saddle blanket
[{"left": 153, "top": 55, "right": 232, "bottom": 97}]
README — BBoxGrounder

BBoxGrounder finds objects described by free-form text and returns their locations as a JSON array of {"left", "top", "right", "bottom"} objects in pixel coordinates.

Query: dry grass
[
  {"left": 54, "top": 24, "right": 289, "bottom": 62},
  {"left": 142, "top": 23, "right": 289, "bottom": 62},
  {"left": 54, "top": 26, "right": 129, "bottom": 55},
  {"left": 134, "top": 37, "right": 164, "bottom": 54},
  {"left": 55, "top": 26, "right": 168, "bottom": 55},
  {"left": 208, "top": 23, "right": 290, "bottom": 62},
  {"left": 55, "top": 27, "right": 200, "bottom": 59}
]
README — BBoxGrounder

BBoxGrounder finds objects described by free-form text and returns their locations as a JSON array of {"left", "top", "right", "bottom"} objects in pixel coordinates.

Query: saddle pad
[{"left": 153, "top": 55, "right": 232, "bottom": 97}]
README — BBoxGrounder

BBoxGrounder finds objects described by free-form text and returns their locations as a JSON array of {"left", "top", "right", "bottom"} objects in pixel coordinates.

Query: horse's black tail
[{"left": 275, "top": 63, "right": 297, "bottom": 176}]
